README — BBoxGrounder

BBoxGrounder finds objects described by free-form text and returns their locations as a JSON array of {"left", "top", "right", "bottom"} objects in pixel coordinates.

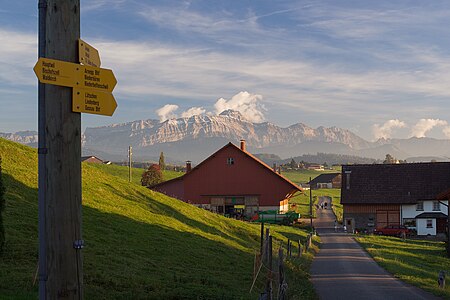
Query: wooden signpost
[
  {"left": 78, "top": 39, "right": 101, "bottom": 67},
  {"left": 36, "top": 1, "right": 117, "bottom": 298},
  {"left": 72, "top": 88, "right": 117, "bottom": 116}
]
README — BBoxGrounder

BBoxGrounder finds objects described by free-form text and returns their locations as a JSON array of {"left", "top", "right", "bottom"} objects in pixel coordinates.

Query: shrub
[{"left": 141, "top": 164, "right": 163, "bottom": 187}]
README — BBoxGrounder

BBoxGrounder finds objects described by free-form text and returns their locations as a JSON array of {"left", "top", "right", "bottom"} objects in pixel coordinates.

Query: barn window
[
  {"left": 426, "top": 219, "right": 433, "bottom": 228},
  {"left": 416, "top": 201, "right": 424, "bottom": 211},
  {"left": 227, "top": 158, "right": 234, "bottom": 165},
  {"left": 433, "top": 201, "right": 440, "bottom": 211}
]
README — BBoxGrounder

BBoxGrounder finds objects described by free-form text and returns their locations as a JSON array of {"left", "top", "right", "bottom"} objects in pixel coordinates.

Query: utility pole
[
  {"left": 309, "top": 177, "right": 313, "bottom": 230},
  {"left": 38, "top": 0, "right": 83, "bottom": 299},
  {"left": 128, "top": 146, "right": 132, "bottom": 182}
]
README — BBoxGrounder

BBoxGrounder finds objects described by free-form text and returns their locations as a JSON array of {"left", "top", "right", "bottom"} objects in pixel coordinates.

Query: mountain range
[{"left": 2, "top": 110, "right": 450, "bottom": 164}]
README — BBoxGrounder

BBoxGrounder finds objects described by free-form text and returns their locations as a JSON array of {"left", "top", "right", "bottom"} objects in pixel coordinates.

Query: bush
[{"left": 141, "top": 164, "right": 163, "bottom": 187}]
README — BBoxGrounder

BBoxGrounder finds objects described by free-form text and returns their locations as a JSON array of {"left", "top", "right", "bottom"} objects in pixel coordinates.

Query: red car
[{"left": 374, "top": 225, "right": 409, "bottom": 237}]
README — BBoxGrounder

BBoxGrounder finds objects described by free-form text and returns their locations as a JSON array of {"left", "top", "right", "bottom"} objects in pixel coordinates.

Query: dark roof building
[
  {"left": 340, "top": 162, "right": 450, "bottom": 233},
  {"left": 81, "top": 156, "right": 104, "bottom": 164},
  {"left": 341, "top": 162, "right": 450, "bottom": 204},
  {"left": 309, "top": 173, "right": 341, "bottom": 189}
]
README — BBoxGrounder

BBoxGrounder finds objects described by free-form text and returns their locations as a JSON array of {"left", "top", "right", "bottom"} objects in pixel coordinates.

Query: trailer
[{"left": 251, "top": 211, "right": 300, "bottom": 225}]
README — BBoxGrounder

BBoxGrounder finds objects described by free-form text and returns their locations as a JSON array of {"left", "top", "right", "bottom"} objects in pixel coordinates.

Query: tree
[
  {"left": 0, "top": 157, "right": 5, "bottom": 254},
  {"left": 289, "top": 158, "right": 297, "bottom": 169},
  {"left": 159, "top": 152, "right": 166, "bottom": 171},
  {"left": 383, "top": 154, "right": 396, "bottom": 164},
  {"left": 141, "top": 164, "right": 163, "bottom": 187}
]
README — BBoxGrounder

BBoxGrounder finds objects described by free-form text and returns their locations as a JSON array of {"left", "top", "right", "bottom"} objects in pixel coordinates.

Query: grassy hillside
[
  {"left": 0, "top": 138, "right": 318, "bottom": 299},
  {"left": 282, "top": 169, "right": 340, "bottom": 185},
  {"left": 92, "top": 163, "right": 184, "bottom": 186}
]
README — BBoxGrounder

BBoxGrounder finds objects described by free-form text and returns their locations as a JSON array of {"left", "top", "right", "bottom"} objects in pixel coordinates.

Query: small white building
[{"left": 401, "top": 200, "right": 448, "bottom": 236}]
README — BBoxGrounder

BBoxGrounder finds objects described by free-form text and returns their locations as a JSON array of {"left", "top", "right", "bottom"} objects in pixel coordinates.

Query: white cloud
[
  {"left": 372, "top": 119, "right": 407, "bottom": 140},
  {"left": 214, "top": 91, "right": 265, "bottom": 123},
  {"left": 181, "top": 107, "right": 206, "bottom": 118},
  {"left": 155, "top": 104, "right": 178, "bottom": 122},
  {"left": 411, "top": 119, "right": 448, "bottom": 138},
  {"left": 443, "top": 126, "right": 450, "bottom": 138}
]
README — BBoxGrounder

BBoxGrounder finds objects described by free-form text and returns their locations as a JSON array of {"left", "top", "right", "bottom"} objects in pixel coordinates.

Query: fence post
[
  {"left": 265, "top": 235, "right": 273, "bottom": 300},
  {"left": 260, "top": 222, "right": 264, "bottom": 255},
  {"left": 287, "top": 239, "right": 290, "bottom": 259},
  {"left": 278, "top": 247, "right": 286, "bottom": 300},
  {"left": 265, "top": 228, "right": 270, "bottom": 264},
  {"left": 298, "top": 240, "right": 302, "bottom": 258}
]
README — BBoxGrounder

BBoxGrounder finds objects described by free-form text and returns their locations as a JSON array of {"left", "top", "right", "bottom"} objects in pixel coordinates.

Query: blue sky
[{"left": 1, "top": 0, "right": 450, "bottom": 141}]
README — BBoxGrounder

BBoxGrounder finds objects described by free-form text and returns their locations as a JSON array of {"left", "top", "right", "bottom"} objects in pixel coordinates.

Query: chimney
[
  {"left": 186, "top": 161, "right": 192, "bottom": 173},
  {"left": 240, "top": 139, "right": 246, "bottom": 152},
  {"left": 273, "top": 163, "right": 277, "bottom": 172}
]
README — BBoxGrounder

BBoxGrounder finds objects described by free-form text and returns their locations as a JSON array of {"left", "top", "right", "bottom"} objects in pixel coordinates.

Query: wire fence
[{"left": 250, "top": 224, "right": 314, "bottom": 300}]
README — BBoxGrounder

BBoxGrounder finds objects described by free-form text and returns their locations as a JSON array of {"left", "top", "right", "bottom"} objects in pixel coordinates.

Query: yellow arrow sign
[
  {"left": 72, "top": 88, "right": 117, "bottom": 116},
  {"left": 78, "top": 39, "right": 101, "bottom": 67},
  {"left": 33, "top": 57, "right": 116, "bottom": 92}
]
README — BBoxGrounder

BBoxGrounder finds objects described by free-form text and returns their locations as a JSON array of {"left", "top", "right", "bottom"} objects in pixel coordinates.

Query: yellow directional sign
[
  {"left": 33, "top": 57, "right": 117, "bottom": 92},
  {"left": 78, "top": 39, "right": 101, "bottom": 67},
  {"left": 72, "top": 88, "right": 117, "bottom": 116}
]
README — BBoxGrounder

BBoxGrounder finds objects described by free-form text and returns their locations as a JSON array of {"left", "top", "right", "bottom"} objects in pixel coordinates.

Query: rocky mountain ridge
[{"left": 3, "top": 111, "right": 450, "bottom": 163}]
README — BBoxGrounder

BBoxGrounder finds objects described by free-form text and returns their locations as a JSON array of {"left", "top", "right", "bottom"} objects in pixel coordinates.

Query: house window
[
  {"left": 403, "top": 218, "right": 416, "bottom": 228},
  {"left": 227, "top": 158, "right": 234, "bottom": 165},
  {"left": 426, "top": 219, "right": 433, "bottom": 228},
  {"left": 416, "top": 201, "right": 424, "bottom": 211},
  {"left": 433, "top": 201, "right": 440, "bottom": 211}
]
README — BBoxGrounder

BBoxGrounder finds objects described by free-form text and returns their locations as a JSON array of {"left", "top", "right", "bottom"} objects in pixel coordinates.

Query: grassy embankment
[
  {"left": 357, "top": 235, "right": 450, "bottom": 299},
  {"left": 282, "top": 170, "right": 342, "bottom": 222},
  {"left": 92, "top": 163, "right": 184, "bottom": 186},
  {"left": 0, "top": 138, "right": 318, "bottom": 299}
]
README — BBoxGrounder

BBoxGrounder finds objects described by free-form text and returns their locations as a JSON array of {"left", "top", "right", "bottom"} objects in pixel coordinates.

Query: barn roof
[
  {"left": 151, "top": 142, "right": 302, "bottom": 193},
  {"left": 309, "top": 173, "right": 340, "bottom": 185},
  {"left": 341, "top": 162, "right": 450, "bottom": 205}
]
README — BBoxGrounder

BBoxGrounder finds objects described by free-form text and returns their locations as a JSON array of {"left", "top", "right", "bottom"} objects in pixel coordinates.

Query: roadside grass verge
[
  {"left": 0, "top": 138, "right": 318, "bottom": 299},
  {"left": 357, "top": 235, "right": 450, "bottom": 298}
]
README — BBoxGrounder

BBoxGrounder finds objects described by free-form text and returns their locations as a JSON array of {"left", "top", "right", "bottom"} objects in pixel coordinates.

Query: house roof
[
  {"left": 415, "top": 212, "right": 447, "bottom": 219},
  {"left": 151, "top": 142, "right": 302, "bottom": 193},
  {"left": 309, "top": 173, "right": 340, "bottom": 185},
  {"left": 81, "top": 156, "right": 103, "bottom": 162},
  {"left": 341, "top": 162, "right": 450, "bottom": 205}
]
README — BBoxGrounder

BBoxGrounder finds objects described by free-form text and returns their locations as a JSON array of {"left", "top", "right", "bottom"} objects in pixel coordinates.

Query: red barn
[{"left": 150, "top": 140, "right": 302, "bottom": 217}]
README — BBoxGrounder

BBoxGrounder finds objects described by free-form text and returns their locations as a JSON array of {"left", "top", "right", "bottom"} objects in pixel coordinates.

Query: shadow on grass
[
  {"left": 103, "top": 182, "right": 258, "bottom": 250},
  {"left": 0, "top": 173, "right": 260, "bottom": 299}
]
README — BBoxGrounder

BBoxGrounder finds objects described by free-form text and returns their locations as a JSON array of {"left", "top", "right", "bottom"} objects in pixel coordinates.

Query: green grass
[
  {"left": 0, "top": 138, "right": 318, "bottom": 299},
  {"left": 357, "top": 235, "right": 450, "bottom": 299},
  {"left": 90, "top": 163, "right": 184, "bottom": 186},
  {"left": 288, "top": 188, "right": 341, "bottom": 221}
]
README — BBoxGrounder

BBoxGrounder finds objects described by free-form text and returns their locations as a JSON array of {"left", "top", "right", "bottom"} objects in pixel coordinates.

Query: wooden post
[
  {"left": 298, "top": 240, "right": 302, "bottom": 258},
  {"left": 38, "top": 1, "right": 83, "bottom": 299},
  {"left": 128, "top": 145, "right": 132, "bottom": 182},
  {"left": 265, "top": 228, "right": 270, "bottom": 264},
  {"left": 278, "top": 247, "right": 286, "bottom": 300},
  {"left": 265, "top": 235, "right": 273, "bottom": 300},
  {"left": 309, "top": 177, "right": 313, "bottom": 230},
  {"left": 260, "top": 222, "right": 264, "bottom": 255},
  {"left": 287, "top": 239, "right": 290, "bottom": 259}
]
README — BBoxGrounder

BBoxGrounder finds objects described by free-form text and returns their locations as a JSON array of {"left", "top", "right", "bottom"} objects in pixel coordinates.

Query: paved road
[{"left": 310, "top": 207, "right": 440, "bottom": 300}]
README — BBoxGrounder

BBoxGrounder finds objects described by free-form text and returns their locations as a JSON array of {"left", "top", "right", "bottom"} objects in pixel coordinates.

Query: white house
[{"left": 401, "top": 200, "right": 448, "bottom": 236}]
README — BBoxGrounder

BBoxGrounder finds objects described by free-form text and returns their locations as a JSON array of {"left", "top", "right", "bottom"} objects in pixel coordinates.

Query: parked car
[{"left": 374, "top": 225, "right": 409, "bottom": 237}]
